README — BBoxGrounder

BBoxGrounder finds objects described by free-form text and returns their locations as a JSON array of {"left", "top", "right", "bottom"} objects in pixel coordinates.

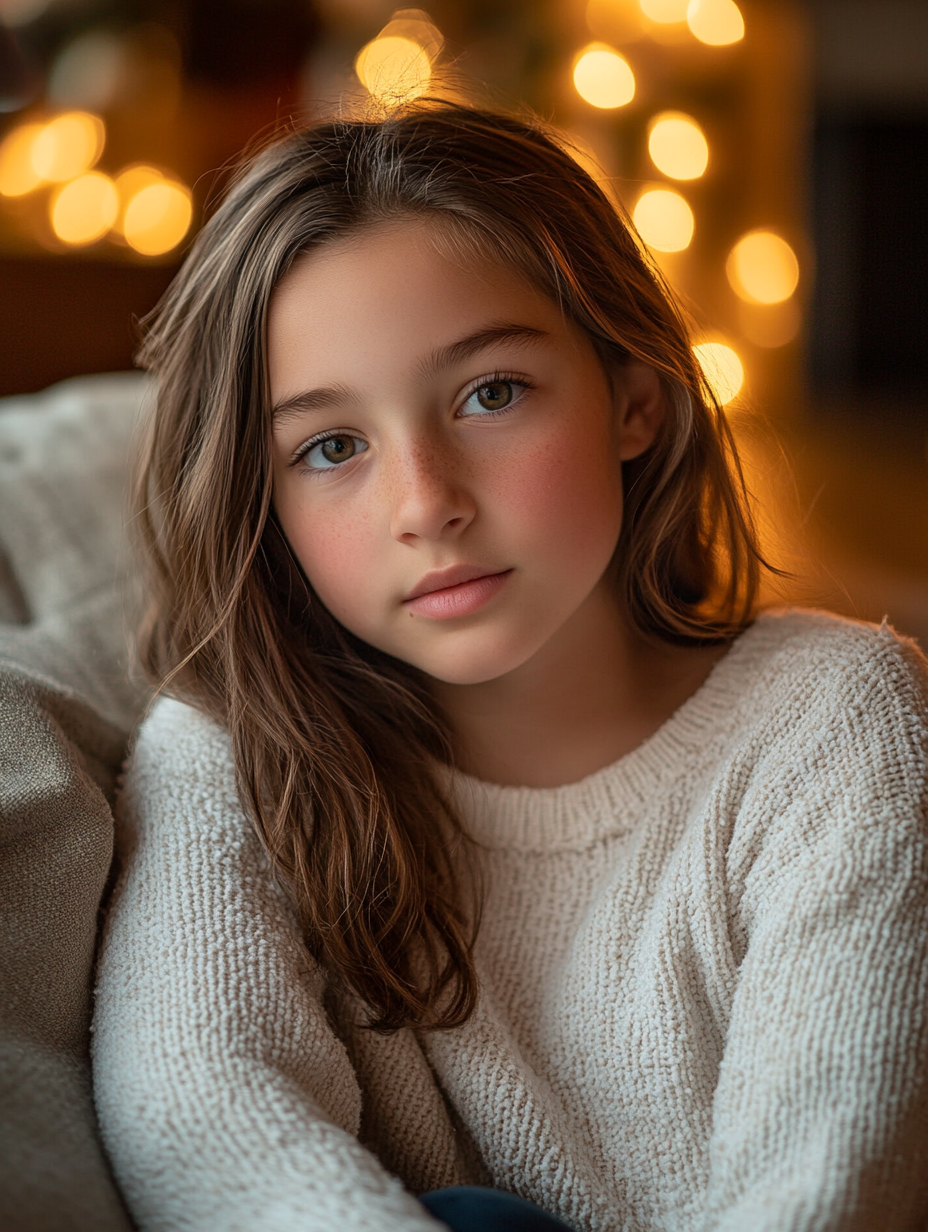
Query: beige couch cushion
[{"left": 0, "top": 373, "right": 151, "bottom": 1230}]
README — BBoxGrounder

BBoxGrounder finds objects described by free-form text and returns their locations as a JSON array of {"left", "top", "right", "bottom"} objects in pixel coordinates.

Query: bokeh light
[
  {"left": 50, "top": 171, "right": 118, "bottom": 245},
  {"left": 726, "top": 230, "right": 800, "bottom": 304},
  {"left": 640, "top": 0, "right": 689, "bottom": 23},
  {"left": 573, "top": 44, "right": 635, "bottom": 109},
  {"left": 647, "top": 112, "right": 709, "bottom": 180},
  {"left": 693, "top": 342, "right": 744, "bottom": 404},
  {"left": 31, "top": 112, "right": 105, "bottom": 183},
  {"left": 112, "top": 165, "right": 164, "bottom": 236},
  {"left": 0, "top": 123, "right": 45, "bottom": 197},
  {"left": 686, "top": 0, "right": 745, "bottom": 46},
  {"left": 355, "top": 36, "right": 431, "bottom": 103},
  {"left": 633, "top": 188, "right": 694, "bottom": 251},
  {"left": 123, "top": 180, "right": 192, "bottom": 256}
]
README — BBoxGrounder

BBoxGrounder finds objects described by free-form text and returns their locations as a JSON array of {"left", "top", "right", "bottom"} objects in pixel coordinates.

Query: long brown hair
[{"left": 134, "top": 99, "right": 768, "bottom": 1032}]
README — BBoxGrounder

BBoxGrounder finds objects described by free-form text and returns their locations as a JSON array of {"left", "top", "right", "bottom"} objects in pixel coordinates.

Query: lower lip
[{"left": 404, "top": 570, "right": 512, "bottom": 620}]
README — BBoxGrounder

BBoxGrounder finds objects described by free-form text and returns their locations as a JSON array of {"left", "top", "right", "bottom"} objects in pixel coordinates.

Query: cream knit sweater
[{"left": 92, "top": 610, "right": 928, "bottom": 1232}]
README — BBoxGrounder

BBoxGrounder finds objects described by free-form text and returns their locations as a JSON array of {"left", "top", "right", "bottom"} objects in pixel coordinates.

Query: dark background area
[
  {"left": 808, "top": 0, "right": 928, "bottom": 410},
  {"left": 811, "top": 115, "right": 928, "bottom": 400},
  {"left": 0, "top": 254, "right": 174, "bottom": 387}
]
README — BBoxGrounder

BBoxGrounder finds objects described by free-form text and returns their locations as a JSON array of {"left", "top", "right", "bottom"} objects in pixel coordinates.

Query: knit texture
[{"left": 92, "top": 609, "right": 928, "bottom": 1232}]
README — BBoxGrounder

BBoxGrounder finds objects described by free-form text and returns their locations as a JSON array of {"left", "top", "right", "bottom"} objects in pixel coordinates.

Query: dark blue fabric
[{"left": 419, "top": 1186, "right": 574, "bottom": 1231}]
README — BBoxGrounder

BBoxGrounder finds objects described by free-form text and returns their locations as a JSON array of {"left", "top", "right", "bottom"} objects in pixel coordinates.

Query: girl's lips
[{"left": 403, "top": 570, "right": 512, "bottom": 619}]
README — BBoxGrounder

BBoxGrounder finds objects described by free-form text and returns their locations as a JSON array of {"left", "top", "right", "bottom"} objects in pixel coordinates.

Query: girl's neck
[{"left": 431, "top": 585, "right": 728, "bottom": 789}]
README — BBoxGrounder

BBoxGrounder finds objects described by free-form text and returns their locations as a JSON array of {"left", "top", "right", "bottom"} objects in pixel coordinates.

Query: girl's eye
[
  {"left": 459, "top": 378, "right": 528, "bottom": 418},
  {"left": 301, "top": 434, "right": 368, "bottom": 470},
  {"left": 476, "top": 381, "right": 514, "bottom": 411}
]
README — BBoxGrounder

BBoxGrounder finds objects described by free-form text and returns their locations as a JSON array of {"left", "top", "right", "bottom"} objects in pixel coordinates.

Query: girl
[{"left": 93, "top": 101, "right": 928, "bottom": 1232}]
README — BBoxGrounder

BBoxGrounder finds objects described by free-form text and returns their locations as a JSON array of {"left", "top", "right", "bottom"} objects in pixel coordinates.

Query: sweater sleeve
[
  {"left": 91, "top": 697, "right": 442, "bottom": 1232},
  {"left": 705, "top": 625, "right": 928, "bottom": 1232}
]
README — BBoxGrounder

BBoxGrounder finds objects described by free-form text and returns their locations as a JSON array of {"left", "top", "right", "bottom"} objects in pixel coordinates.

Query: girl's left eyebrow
[{"left": 271, "top": 323, "right": 548, "bottom": 427}]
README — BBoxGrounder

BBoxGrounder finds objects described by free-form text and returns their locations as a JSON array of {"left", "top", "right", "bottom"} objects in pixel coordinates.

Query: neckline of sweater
[{"left": 443, "top": 609, "right": 791, "bottom": 851}]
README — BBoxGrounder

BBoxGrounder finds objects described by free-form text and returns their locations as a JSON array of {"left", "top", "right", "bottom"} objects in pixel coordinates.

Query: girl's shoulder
[
  {"left": 137, "top": 691, "right": 232, "bottom": 747},
  {"left": 119, "top": 695, "right": 245, "bottom": 845},
  {"left": 731, "top": 606, "right": 928, "bottom": 720},
  {"left": 133, "top": 694, "right": 232, "bottom": 749},
  {"left": 131, "top": 693, "right": 235, "bottom": 782},
  {"left": 718, "top": 607, "right": 928, "bottom": 803}
]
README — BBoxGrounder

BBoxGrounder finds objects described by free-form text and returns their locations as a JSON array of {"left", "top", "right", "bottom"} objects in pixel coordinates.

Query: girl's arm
[
  {"left": 705, "top": 629, "right": 928, "bottom": 1231},
  {"left": 92, "top": 697, "right": 442, "bottom": 1232}
]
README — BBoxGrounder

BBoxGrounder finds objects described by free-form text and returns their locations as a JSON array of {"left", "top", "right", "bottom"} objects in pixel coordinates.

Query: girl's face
[{"left": 268, "top": 220, "right": 661, "bottom": 686}]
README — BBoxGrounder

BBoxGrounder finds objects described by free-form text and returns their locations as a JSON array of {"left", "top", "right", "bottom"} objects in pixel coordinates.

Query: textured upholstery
[{"left": 0, "top": 373, "right": 150, "bottom": 1231}]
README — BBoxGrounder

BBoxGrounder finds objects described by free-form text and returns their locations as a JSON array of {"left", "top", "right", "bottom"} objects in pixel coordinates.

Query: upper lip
[{"left": 405, "top": 564, "right": 508, "bottom": 602}]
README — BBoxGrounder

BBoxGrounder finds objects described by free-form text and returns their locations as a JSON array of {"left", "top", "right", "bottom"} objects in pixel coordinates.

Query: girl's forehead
[
  {"left": 265, "top": 219, "right": 593, "bottom": 400},
  {"left": 277, "top": 216, "right": 507, "bottom": 297},
  {"left": 270, "top": 220, "right": 558, "bottom": 343}
]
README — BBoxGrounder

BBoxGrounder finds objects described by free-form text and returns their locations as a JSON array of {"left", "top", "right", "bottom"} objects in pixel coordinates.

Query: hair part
[{"left": 133, "top": 98, "right": 771, "bottom": 1033}]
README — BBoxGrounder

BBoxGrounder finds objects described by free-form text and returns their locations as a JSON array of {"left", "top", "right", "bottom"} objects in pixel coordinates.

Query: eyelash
[
  {"left": 288, "top": 371, "right": 535, "bottom": 472},
  {"left": 457, "top": 371, "right": 534, "bottom": 418},
  {"left": 289, "top": 430, "right": 361, "bottom": 471}
]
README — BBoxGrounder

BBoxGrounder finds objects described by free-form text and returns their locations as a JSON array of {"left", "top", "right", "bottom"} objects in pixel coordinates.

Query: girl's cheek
[
  {"left": 492, "top": 431, "right": 621, "bottom": 550},
  {"left": 282, "top": 497, "right": 380, "bottom": 617}
]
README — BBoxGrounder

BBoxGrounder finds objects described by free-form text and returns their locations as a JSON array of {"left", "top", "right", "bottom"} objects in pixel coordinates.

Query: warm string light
[
  {"left": 0, "top": 112, "right": 103, "bottom": 196},
  {"left": 686, "top": 0, "right": 744, "bottom": 46},
  {"left": 0, "top": 0, "right": 771, "bottom": 336},
  {"left": 30, "top": 111, "right": 104, "bottom": 181},
  {"left": 123, "top": 181, "right": 192, "bottom": 256},
  {"left": 647, "top": 112, "right": 709, "bottom": 180},
  {"left": 354, "top": 12, "right": 443, "bottom": 104},
  {"left": 0, "top": 123, "right": 45, "bottom": 196},
  {"left": 693, "top": 342, "right": 744, "bottom": 405},
  {"left": 628, "top": 0, "right": 745, "bottom": 43},
  {"left": 726, "top": 230, "right": 800, "bottom": 304},
  {"left": 111, "top": 165, "right": 164, "bottom": 235},
  {"left": 0, "top": 112, "right": 192, "bottom": 255},
  {"left": 572, "top": 0, "right": 795, "bottom": 400},
  {"left": 356, "top": 36, "right": 431, "bottom": 102},
  {"left": 633, "top": 187, "right": 694, "bottom": 252},
  {"left": 573, "top": 44, "right": 636, "bottom": 109},
  {"left": 50, "top": 171, "right": 118, "bottom": 244}
]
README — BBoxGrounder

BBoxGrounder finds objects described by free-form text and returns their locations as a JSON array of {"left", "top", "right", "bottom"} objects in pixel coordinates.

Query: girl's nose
[{"left": 387, "top": 443, "right": 476, "bottom": 544}]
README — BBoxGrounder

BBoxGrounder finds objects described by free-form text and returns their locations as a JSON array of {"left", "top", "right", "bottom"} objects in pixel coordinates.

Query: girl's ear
[{"left": 614, "top": 360, "right": 665, "bottom": 461}]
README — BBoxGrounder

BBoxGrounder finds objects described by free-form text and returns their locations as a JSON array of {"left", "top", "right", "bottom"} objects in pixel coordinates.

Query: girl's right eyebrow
[{"left": 272, "top": 383, "right": 356, "bottom": 427}]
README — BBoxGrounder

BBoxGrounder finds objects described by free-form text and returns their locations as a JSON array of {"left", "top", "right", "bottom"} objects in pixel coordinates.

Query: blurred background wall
[{"left": 0, "top": 0, "right": 925, "bottom": 644}]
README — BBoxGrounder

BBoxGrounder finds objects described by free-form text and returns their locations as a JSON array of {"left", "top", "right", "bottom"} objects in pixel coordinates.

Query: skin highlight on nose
[{"left": 386, "top": 436, "right": 477, "bottom": 545}]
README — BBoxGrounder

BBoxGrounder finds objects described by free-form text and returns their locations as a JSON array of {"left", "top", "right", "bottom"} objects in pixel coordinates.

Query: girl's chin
[
  {"left": 421, "top": 663, "right": 516, "bottom": 687},
  {"left": 349, "top": 612, "right": 558, "bottom": 687},
  {"left": 401, "top": 637, "right": 545, "bottom": 688}
]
